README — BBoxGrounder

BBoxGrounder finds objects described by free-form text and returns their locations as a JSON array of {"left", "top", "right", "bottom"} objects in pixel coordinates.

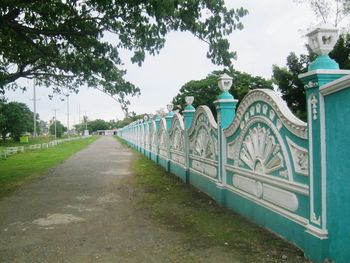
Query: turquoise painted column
[
  {"left": 138, "top": 120, "right": 142, "bottom": 150},
  {"left": 148, "top": 114, "right": 154, "bottom": 159},
  {"left": 215, "top": 74, "right": 238, "bottom": 130},
  {"left": 155, "top": 114, "right": 161, "bottom": 131},
  {"left": 183, "top": 96, "right": 195, "bottom": 129},
  {"left": 165, "top": 104, "right": 174, "bottom": 130},
  {"left": 154, "top": 113, "right": 162, "bottom": 164},
  {"left": 214, "top": 73, "right": 237, "bottom": 205},
  {"left": 298, "top": 25, "right": 349, "bottom": 259},
  {"left": 143, "top": 116, "right": 149, "bottom": 154},
  {"left": 183, "top": 96, "right": 196, "bottom": 184},
  {"left": 165, "top": 105, "right": 175, "bottom": 172}
]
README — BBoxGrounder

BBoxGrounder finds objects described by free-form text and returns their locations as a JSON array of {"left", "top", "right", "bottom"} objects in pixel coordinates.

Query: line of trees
[
  {"left": 0, "top": 97, "right": 141, "bottom": 141},
  {"left": 74, "top": 113, "right": 146, "bottom": 134}
]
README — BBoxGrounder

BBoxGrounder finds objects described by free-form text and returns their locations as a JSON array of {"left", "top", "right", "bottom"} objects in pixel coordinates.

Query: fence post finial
[{"left": 306, "top": 24, "right": 339, "bottom": 71}]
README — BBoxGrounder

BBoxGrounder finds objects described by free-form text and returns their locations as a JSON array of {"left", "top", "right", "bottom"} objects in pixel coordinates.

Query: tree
[
  {"left": 49, "top": 120, "right": 66, "bottom": 138},
  {"left": 0, "top": 102, "right": 6, "bottom": 141},
  {"left": 109, "top": 113, "right": 148, "bottom": 129},
  {"left": 109, "top": 120, "right": 118, "bottom": 129},
  {"left": 0, "top": 1, "right": 248, "bottom": 112},
  {"left": 88, "top": 119, "right": 109, "bottom": 133},
  {"left": 38, "top": 120, "right": 48, "bottom": 135},
  {"left": 0, "top": 101, "right": 34, "bottom": 142},
  {"left": 273, "top": 34, "right": 350, "bottom": 121},
  {"left": 330, "top": 34, "right": 350, "bottom": 69},
  {"left": 272, "top": 52, "right": 312, "bottom": 121},
  {"left": 172, "top": 69, "right": 273, "bottom": 117}
]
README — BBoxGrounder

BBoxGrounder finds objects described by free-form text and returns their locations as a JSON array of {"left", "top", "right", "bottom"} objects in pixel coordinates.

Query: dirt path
[{"left": 0, "top": 137, "right": 184, "bottom": 262}]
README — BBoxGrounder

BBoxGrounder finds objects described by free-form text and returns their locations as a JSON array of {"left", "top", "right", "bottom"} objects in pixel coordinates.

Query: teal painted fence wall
[
  {"left": 321, "top": 76, "right": 350, "bottom": 263},
  {"left": 117, "top": 72, "right": 350, "bottom": 263}
]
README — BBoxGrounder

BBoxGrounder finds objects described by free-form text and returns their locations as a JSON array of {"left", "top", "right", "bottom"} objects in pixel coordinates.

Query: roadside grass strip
[{"left": 0, "top": 136, "right": 97, "bottom": 199}]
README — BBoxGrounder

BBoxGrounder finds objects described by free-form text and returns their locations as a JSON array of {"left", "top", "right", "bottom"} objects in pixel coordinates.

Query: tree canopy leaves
[{"left": 0, "top": 0, "right": 248, "bottom": 112}]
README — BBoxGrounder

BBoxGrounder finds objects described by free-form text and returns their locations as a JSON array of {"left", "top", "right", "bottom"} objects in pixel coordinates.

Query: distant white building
[{"left": 95, "top": 129, "right": 118, "bottom": 136}]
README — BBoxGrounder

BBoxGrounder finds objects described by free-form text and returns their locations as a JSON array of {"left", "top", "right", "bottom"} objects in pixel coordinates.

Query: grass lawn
[
  {"left": 127, "top": 144, "right": 311, "bottom": 262},
  {"left": 0, "top": 136, "right": 97, "bottom": 199}
]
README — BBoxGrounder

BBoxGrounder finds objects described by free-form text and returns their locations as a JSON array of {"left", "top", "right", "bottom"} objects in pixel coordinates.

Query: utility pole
[
  {"left": 52, "top": 109, "right": 58, "bottom": 139},
  {"left": 84, "top": 111, "right": 88, "bottom": 130},
  {"left": 61, "top": 88, "right": 70, "bottom": 139},
  {"left": 30, "top": 79, "right": 40, "bottom": 139},
  {"left": 66, "top": 93, "right": 70, "bottom": 138},
  {"left": 79, "top": 104, "right": 82, "bottom": 135}
]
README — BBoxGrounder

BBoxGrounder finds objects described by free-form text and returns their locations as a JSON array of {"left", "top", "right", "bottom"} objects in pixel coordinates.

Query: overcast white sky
[{"left": 6, "top": 0, "right": 316, "bottom": 126}]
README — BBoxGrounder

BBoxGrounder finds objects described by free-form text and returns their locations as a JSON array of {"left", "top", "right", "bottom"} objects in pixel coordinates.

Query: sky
[{"left": 5, "top": 0, "right": 317, "bottom": 127}]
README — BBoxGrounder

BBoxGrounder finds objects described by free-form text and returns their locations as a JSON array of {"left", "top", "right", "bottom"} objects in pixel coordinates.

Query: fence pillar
[
  {"left": 214, "top": 74, "right": 237, "bottom": 205},
  {"left": 154, "top": 114, "right": 161, "bottom": 164},
  {"left": 165, "top": 104, "right": 174, "bottom": 130},
  {"left": 164, "top": 105, "right": 174, "bottom": 172},
  {"left": 147, "top": 115, "right": 154, "bottom": 159},
  {"left": 298, "top": 24, "right": 350, "bottom": 262},
  {"left": 143, "top": 116, "right": 148, "bottom": 155},
  {"left": 183, "top": 96, "right": 196, "bottom": 184}
]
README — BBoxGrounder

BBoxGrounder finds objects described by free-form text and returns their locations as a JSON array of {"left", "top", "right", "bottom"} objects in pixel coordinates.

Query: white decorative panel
[
  {"left": 263, "top": 184, "right": 299, "bottom": 212},
  {"left": 171, "top": 152, "right": 185, "bottom": 165},
  {"left": 192, "top": 160, "right": 217, "bottom": 178},
  {"left": 233, "top": 175, "right": 263, "bottom": 198}
]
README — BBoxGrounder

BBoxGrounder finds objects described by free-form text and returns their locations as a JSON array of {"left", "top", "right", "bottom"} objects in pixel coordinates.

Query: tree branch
[
  {"left": 314, "top": 2, "right": 328, "bottom": 24},
  {"left": 8, "top": 21, "right": 97, "bottom": 37}
]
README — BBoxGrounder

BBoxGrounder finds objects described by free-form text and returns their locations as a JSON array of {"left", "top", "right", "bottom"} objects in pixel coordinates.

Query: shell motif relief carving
[
  {"left": 193, "top": 127, "right": 216, "bottom": 160},
  {"left": 171, "top": 127, "right": 184, "bottom": 152},
  {"left": 158, "top": 129, "right": 166, "bottom": 149},
  {"left": 239, "top": 124, "right": 285, "bottom": 177},
  {"left": 144, "top": 129, "right": 149, "bottom": 145},
  {"left": 150, "top": 125, "right": 156, "bottom": 146}
]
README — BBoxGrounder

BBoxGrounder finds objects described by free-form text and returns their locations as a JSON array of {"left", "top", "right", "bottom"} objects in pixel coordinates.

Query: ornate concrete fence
[{"left": 117, "top": 25, "right": 350, "bottom": 263}]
